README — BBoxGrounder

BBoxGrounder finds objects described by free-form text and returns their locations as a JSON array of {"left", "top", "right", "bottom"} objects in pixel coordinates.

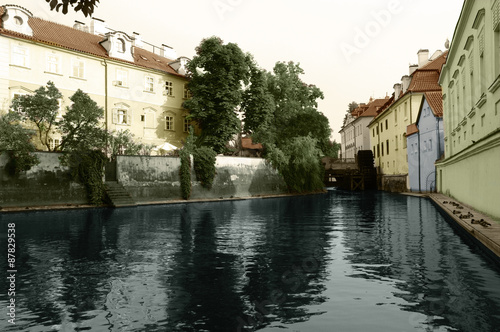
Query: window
[
  {"left": 145, "top": 76, "right": 154, "bottom": 92},
  {"left": 165, "top": 81, "right": 173, "bottom": 96},
  {"left": 112, "top": 106, "right": 131, "bottom": 125},
  {"left": 380, "top": 123, "right": 383, "bottom": 133},
  {"left": 116, "top": 69, "right": 128, "bottom": 87},
  {"left": 429, "top": 139, "right": 433, "bottom": 151},
  {"left": 381, "top": 144, "right": 384, "bottom": 156},
  {"left": 377, "top": 144, "right": 380, "bottom": 157},
  {"left": 14, "top": 16, "right": 23, "bottom": 25},
  {"left": 183, "top": 116, "right": 189, "bottom": 132},
  {"left": 404, "top": 102, "right": 408, "bottom": 119},
  {"left": 165, "top": 116, "right": 174, "bottom": 130},
  {"left": 183, "top": 83, "right": 191, "bottom": 99},
  {"left": 373, "top": 146, "right": 376, "bottom": 156},
  {"left": 116, "top": 38, "right": 126, "bottom": 53},
  {"left": 46, "top": 53, "right": 61, "bottom": 74},
  {"left": 385, "top": 119, "right": 388, "bottom": 130},
  {"left": 395, "top": 135, "right": 399, "bottom": 150},
  {"left": 72, "top": 59, "right": 85, "bottom": 79},
  {"left": 403, "top": 134, "right": 407, "bottom": 148},
  {"left": 386, "top": 140, "right": 389, "bottom": 155},
  {"left": 12, "top": 46, "right": 29, "bottom": 67},
  {"left": 49, "top": 138, "right": 60, "bottom": 150}
]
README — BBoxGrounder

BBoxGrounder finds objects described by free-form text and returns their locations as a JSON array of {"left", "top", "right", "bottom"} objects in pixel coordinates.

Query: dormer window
[
  {"left": 14, "top": 16, "right": 23, "bottom": 25},
  {"left": 116, "top": 38, "right": 125, "bottom": 53}
]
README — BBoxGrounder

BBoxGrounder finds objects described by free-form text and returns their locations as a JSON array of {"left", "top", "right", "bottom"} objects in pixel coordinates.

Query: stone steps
[{"left": 104, "top": 181, "right": 136, "bottom": 208}]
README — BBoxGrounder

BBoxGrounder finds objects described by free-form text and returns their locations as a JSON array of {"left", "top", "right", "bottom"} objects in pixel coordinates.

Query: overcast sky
[{"left": 15, "top": 0, "right": 464, "bottom": 141}]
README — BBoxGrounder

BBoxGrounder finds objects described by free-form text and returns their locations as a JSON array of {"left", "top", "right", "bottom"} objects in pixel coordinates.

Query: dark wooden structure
[{"left": 322, "top": 151, "right": 377, "bottom": 190}]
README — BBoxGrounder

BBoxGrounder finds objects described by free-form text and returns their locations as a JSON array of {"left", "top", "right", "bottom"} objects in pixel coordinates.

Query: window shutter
[
  {"left": 112, "top": 109, "right": 118, "bottom": 124},
  {"left": 494, "top": 0, "right": 500, "bottom": 31},
  {"left": 127, "top": 111, "right": 132, "bottom": 126}
]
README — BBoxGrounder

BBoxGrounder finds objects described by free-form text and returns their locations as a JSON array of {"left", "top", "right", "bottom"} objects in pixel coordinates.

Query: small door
[{"left": 105, "top": 160, "right": 117, "bottom": 181}]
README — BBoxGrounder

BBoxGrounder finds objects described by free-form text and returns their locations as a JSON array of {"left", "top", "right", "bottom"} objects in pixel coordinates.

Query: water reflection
[{"left": 1, "top": 191, "right": 500, "bottom": 331}]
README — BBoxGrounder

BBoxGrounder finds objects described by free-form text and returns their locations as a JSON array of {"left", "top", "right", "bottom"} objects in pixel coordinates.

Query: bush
[
  {"left": 193, "top": 146, "right": 217, "bottom": 189},
  {"left": 62, "top": 150, "right": 107, "bottom": 205}
]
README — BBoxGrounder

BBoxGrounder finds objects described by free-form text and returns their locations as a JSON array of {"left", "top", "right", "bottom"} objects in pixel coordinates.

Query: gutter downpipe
[{"left": 102, "top": 59, "right": 109, "bottom": 154}]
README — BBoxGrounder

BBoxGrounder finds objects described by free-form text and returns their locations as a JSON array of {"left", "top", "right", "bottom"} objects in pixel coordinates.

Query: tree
[
  {"left": 45, "top": 0, "right": 99, "bottom": 17},
  {"left": 0, "top": 112, "right": 39, "bottom": 174},
  {"left": 243, "top": 62, "right": 329, "bottom": 193},
  {"left": 58, "top": 89, "right": 107, "bottom": 152},
  {"left": 11, "top": 81, "right": 62, "bottom": 151},
  {"left": 347, "top": 101, "right": 359, "bottom": 113},
  {"left": 108, "top": 129, "right": 154, "bottom": 157},
  {"left": 184, "top": 36, "right": 253, "bottom": 153},
  {"left": 244, "top": 61, "right": 329, "bottom": 154}
]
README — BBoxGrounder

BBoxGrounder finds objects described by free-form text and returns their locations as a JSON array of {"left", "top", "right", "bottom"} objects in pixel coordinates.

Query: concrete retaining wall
[
  {"left": 117, "top": 155, "right": 288, "bottom": 202},
  {"left": 0, "top": 153, "right": 288, "bottom": 207},
  {"left": 0, "top": 152, "right": 87, "bottom": 207}
]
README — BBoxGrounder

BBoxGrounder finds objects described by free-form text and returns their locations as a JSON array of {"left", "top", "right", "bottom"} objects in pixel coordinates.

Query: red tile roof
[
  {"left": 372, "top": 51, "right": 447, "bottom": 121},
  {"left": 241, "top": 137, "right": 263, "bottom": 150},
  {"left": 425, "top": 91, "right": 443, "bottom": 117},
  {"left": 406, "top": 123, "right": 419, "bottom": 136},
  {"left": 0, "top": 6, "right": 184, "bottom": 77},
  {"left": 359, "top": 97, "right": 390, "bottom": 117}
]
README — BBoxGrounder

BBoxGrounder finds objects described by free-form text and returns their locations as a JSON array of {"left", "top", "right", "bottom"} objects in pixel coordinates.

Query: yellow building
[
  {"left": 368, "top": 50, "right": 447, "bottom": 191},
  {"left": 436, "top": 0, "right": 500, "bottom": 219},
  {"left": 0, "top": 4, "right": 191, "bottom": 150}
]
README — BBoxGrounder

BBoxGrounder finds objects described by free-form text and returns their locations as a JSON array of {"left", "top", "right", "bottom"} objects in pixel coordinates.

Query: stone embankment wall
[
  {"left": 0, "top": 152, "right": 87, "bottom": 207},
  {"left": 0, "top": 152, "right": 288, "bottom": 207},
  {"left": 117, "top": 155, "right": 288, "bottom": 203},
  {"left": 378, "top": 174, "right": 408, "bottom": 193}
]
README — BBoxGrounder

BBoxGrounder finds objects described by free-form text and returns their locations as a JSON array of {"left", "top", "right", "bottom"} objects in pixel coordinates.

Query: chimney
[
  {"left": 417, "top": 49, "right": 429, "bottom": 68},
  {"left": 409, "top": 64, "right": 418, "bottom": 75},
  {"left": 73, "top": 20, "right": 85, "bottom": 31},
  {"left": 133, "top": 32, "right": 143, "bottom": 48},
  {"left": 394, "top": 83, "right": 402, "bottom": 101},
  {"left": 401, "top": 75, "right": 411, "bottom": 93},
  {"left": 161, "top": 44, "right": 177, "bottom": 59},
  {"left": 91, "top": 17, "right": 108, "bottom": 36}
]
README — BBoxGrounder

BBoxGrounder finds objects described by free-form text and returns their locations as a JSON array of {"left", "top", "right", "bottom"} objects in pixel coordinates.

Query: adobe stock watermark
[
  {"left": 340, "top": 0, "right": 403, "bottom": 64},
  {"left": 213, "top": 0, "right": 244, "bottom": 21}
]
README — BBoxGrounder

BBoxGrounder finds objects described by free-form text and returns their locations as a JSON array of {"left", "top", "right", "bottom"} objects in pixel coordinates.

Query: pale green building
[{"left": 436, "top": 0, "right": 500, "bottom": 219}]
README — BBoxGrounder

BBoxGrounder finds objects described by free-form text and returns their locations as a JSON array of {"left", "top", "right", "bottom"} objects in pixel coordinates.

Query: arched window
[{"left": 116, "top": 38, "right": 125, "bottom": 53}]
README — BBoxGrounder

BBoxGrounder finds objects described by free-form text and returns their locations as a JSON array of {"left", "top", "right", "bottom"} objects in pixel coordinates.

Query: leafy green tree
[
  {"left": 242, "top": 67, "right": 275, "bottom": 138},
  {"left": 0, "top": 112, "right": 39, "bottom": 174},
  {"left": 11, "top": 81, "right": 62, "bottom": 151},
  {"left": 58, "top": 89, "right": 107, "bottom": 152},
  {"left": 184, "top": 36, "right": 253, "bottom": 153},
  {"left": 267, "top": 136, "right": 324, "bottom": 193},
  {"left": 347, "top": 101, "right": 359, "bottom": 113},
  {"left": 46, "top": 0, "right": 99, "bottom": 16},
  {"left": 243, "top": 62, "right": 329, "bottom": 193}
]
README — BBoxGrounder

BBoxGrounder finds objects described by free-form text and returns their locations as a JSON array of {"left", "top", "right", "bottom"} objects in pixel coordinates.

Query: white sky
[{"left": 15, "top": 0, "right": 464, "bottom": 141}]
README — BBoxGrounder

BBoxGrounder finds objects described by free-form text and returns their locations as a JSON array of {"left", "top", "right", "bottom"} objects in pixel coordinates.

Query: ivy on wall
[{"left": 193, "top": 146, "right": 217, "bottom": 189}]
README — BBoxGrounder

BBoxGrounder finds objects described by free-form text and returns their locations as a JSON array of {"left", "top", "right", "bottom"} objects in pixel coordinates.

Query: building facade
[
  {"left": 368, "top": 50, "right": 446, "bottom": 190},
  {"left": 436, "top": 0, "right": 500, "bottom": 219},
  {"left": 339, "top": 97, "right": 389, "bottom": 160},
  {"left": 0, "top": 4, "right": 191, "bottom": 150},
  {"left": 406, "top": 92, "right": 444, "bottom": 192}
]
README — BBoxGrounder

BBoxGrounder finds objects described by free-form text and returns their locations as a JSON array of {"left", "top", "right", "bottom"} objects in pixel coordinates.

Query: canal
[{"left": 1, "top": 190, "right": 500, "bottom": 331}]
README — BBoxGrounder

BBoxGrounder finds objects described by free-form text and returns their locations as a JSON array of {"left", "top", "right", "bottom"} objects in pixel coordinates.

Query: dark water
[{"left": 1, "top": 190, "right": 500, "bottom": 332}]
